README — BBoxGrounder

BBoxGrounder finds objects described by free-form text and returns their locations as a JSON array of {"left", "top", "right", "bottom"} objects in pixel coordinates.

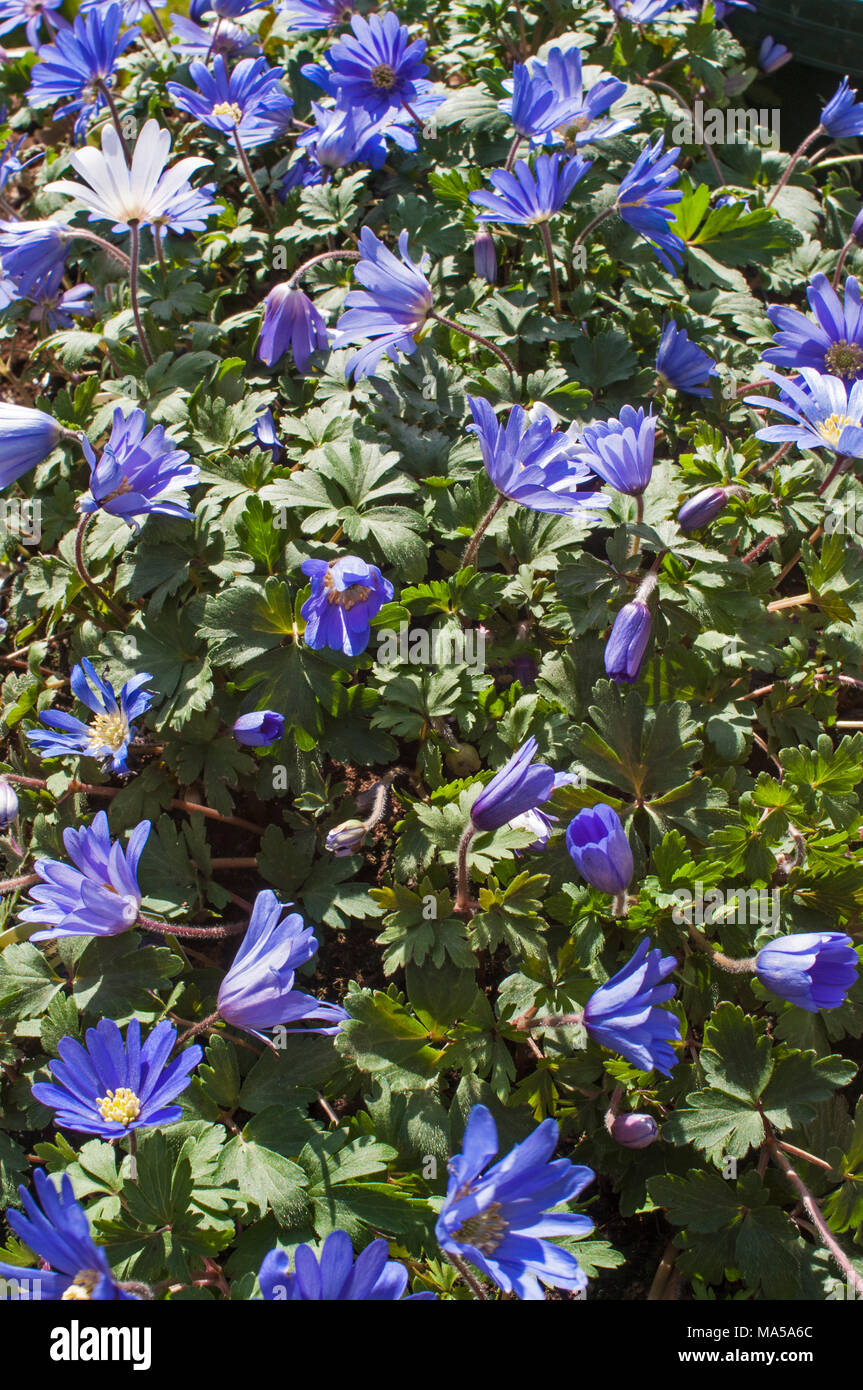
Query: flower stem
[
  {"left": 539, "top": 221, "right": 561, "bottom": 315},
  {"left": 687, "top": 924, "right": 756, "bottom": 973},
  {"left": 429, "top": 310, "right": 516, "bottom": 376},
  {"left": 232, "top": 126, "right": 273, "bottom": 226},
  {"left": 766, "top": 126, "right": 823, "bottom": 208},
  {"left": 66, "top": 227, "right": 131, "bottom": 272},
  {"left": 504, "top": 135, "right": 522, "bottom": 172},
  {"left": 287, "top": 248, "right": 360, "bottom": 288},
  {"left": 767, "top": 1135, "right": 863, "bottom": 1296},
  {"left": 128, "top": 221, "right": 154, "bottom": 366},
  {"left": 176, "top": 1011, "right": 221, "bottom": 1049},
  {"left": 453, "top": 823, "right": 476, "bottom": 917},
  {"left": 833, "top": 234, "right": 856, "bottom": 290},
  {"left": 205, "top": 16, "right": 222, "bottom": 62},
  {"left": 98, "top": 80, "right": 131, "bottom": 160},
  {"left": 74, "top": 514, "right": 128, "bottom": 626},
  {"left": 138, "top": 913, "right": 248, "bottom": 940},
  {"left": 0, "top": 872, "right": 38, "bottom": 894},
  {"left": 142, "top": 0, "right": 170, "bottom": 43},
  {"left": 463, "top": 494, "right": 506, "bottom": 569},
  {"left": 441, "top": 1249, "right": 488, "bottom": 1300},
  {"left": 573, "top": 205, "right": 615, "bottom": 252}
]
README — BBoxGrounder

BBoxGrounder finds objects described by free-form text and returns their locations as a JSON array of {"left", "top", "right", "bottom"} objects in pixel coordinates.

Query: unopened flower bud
[
  {"left": 604, "top": 600, "right": 651, "bottom": 684},
  {"left": 852, "top": 207, "right": 863, "bottom": 247},
  {"left": 445, "top": 741, "right": 482, "bottom": 776},
  {"left": 678, "top": 486, "right": 729, "bottom": 531},
  {"left": 473, "top": 228, "right": 497, "bottom": 284},
  {"left": 611, "top": 1113, "right": 658, "bottom": 1149},
  {"left": 232, "top": 711, "right": 284, "bottom": 747},
  {"left": 326, "top": 819, "right": 367, "bottom": 856},
  {"left": 0, "top": 778, "right": 17, "bottom": 829}
]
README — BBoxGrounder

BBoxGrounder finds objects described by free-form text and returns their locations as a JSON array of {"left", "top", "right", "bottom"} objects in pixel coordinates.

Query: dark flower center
[
  {"left": 370, "top": 63, "right": 397, "bottom": 90},
  {"left": 825, "top": 339, "right": 863, "bottom": 379},
  {"left": 453, "top": 1200, "right": 508, "bottom": 1254}
]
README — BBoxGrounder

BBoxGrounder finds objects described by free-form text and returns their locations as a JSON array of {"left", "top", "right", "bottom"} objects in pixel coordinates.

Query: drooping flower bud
[
  {"left": 232, "top": 711, "right": 285, "bottom": 747},
  {"left": 755, "top": 933, "right": 859, "bottom": 1012},
  {"left": 0, "top": 778, "right": 18, "bottom": 828},
  {"left": 611, "top": 1113, "right": 658, "bottom": 1149},
  {"left": 473, "top": 228, "right": 497, "bottom": 284},
  {"left": 325, "top": 819, "right": 368, "bottom": 856},
  {"left": 445, "top": 741, "right": 482, "bottom": 777}
]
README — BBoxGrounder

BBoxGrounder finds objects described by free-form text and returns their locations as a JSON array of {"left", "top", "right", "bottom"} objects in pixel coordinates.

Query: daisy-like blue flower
[
  {"left": 257, "top": 283, "right": 330, "bottom": 372},
  {"left": 332, "top": 226, "right": 433, "bottom": 381},
  {"left": 764, "top": 274, "right": 863, "bottom": 382},
  {"left": 170, "top": 13, "right": 261, "bottom": 58},
  {"left": 28, "top": 275, "right": 94, "bottom": 333},
  {"left": 609, "top": 0, "right": 681, "bottom": 21},
  {"left": 469, "top": 736, "right": 559, "bottom": 833},
  {"left": 0, "top": 0, "right": 64, "bottom": 47},
  {"left": 745, "top": 368, "right": 863, "bottom": 458},
  {"left": 0, "top": 131, "right": 39, "bottom": 193},
  {"left": 566, "top": 803, "right": 633, "bottom": 894},
  {"left": 616, "top": 135, "right": 684, "bottom": 272},
  {"left": 499, "top": 46, "right": 633, "bottom": 148},
  {"left": 25, "top": 658, "right": 154, "bottom": 775},
  {"left": 584, "top": 938, "right": 681, "bottom": 1076},
  {"left": 217, "top": 889, "right": 348, "bottom": 1042},
  {"left": 820, "top": 78, "right": 863, "bottom": 140},
  {"left": 755, "top": 932, "right": 859, "bottom": 1013},
  {"left": 31, "top": 1018, "right": 202, "bottom": 1139},
  {"left": 467, "top": 395, "right": 608, "bottom": 518},
  {"left": 758, "top": 36, "right": 792, "bottom": 74},
  {"left": 167, "top": 56, "right": 294, "bottom": 150},
  {"left": 78, "top": 406, "right": 199, "bottom": 528},
  {"left": 296, "top": 99, "right": 417, "bottom": 177},
  {"left": 0, "top": 402, "right": 62, "bottom": 488},
  {"left": 300, "top": 553, "right": 394, "bottom": 656},
  {"left": 0, "top": 1170, "right": 135, "bottom": 1301},
  {"left": 301, "top": 11, "right": 438, "bottom": 121},
  {"left": 259, "top": 1230, "right": 432, "bottom": 1300},
  {"left": 20, "top": 811, "right": 149, "bottom": 942},
  {"left": 278, "top": 0, "right": 355, "bottom": 30},
  {"left": 574, "top": 405, "right": 657, "bottom": 496},
  {"left": 435, "top": 1104, "right": 595, "bottom": 1301},
  {"left": 469, "top": 153, "right": 593, "bottom": 226},
  {"left": 27, "top": 4, "right": 139, "bottom": 144},
  {"left": 655, "top": 321, "right": 716, "bottom": 395},
  {"left": 0, "top": 219, "right": 67, "bottom": 298}
]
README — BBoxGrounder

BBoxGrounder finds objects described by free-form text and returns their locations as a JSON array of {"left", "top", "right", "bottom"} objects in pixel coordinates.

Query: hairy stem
[
  {"left": 453, "top": 823, "right": 476, "bottom": 917},
  {"left": 463, "top": 494, "right": 506, "bottom": 569},
  {"left": 74, "top": 514, "right": 128, "bottom": 626},
  {"left": 539, "top": 220, "right": 561, "bottom": 315},
  {"left": 232, "top": 126, "right": 273, "bottom": 225},
  {"left": 128, "top": 220, "right": 154, "bottom": 366},
  {"left": 430, "top": 310, "right": 516, "bottom": 376},
  {"left": 767, "top": 1136, "right": 863, "bottom": 1296},
  {"left": 766, "top": 126, "right": 823, "bottom": 208},
  {"left": 288, "top": 248, "right": 361, "bottom": 288}
]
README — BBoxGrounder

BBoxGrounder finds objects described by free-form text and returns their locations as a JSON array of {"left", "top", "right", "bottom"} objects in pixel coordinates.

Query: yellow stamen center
[
  {"left": 61, "top": 1270, "right": 100, "bottom": 1300},
  {"left": 817, "top": 412, "right": 854, "bottom": 446},
  {"left": 212, "top": 101, "right": 244, "bottom": 123},
  {"left": 88, "top": 711, "right": 130, "bottom": 753},
  {"left": 96, "top": 1086, "right": 141, "bottom": 1126},
  {"left": 371, "top": 63, "right": 396, "bottom": 90}
]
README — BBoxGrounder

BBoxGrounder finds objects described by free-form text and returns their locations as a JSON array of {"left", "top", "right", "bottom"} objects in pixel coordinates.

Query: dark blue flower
[
  {"left": 149, "top": 179, "right": 222, "bottom": 243},
  {"left": 745, "top": 368, "right": 863, "bottom": 458},
  {"left": 20, "top": 811, "right": 149, "bottom": 942},
  {"left": 758, "top": 36, "right": 792, "bottom": 73},
  {"left": 574, "top": 404, "right": 657, "bottom": 495},
  {"left": 470, "top": 736, "right": 558, "bottom": 833},
  {"left": 195, "top": 0, "right": 266, "bottom": 16},
  {"left": 604, "top": 600, "right": 652, "bottom": 683},
  {"left": 820, "top": 78, "right": 863, "bottom": 140},
  {"left": 31, "top": 1018, "right": 202, "bottom": 1139},
  {"left": 853, "top": 208, "right": 863, "bottom": 246},
  {"left": 25, "top": 658, "right": 154, "bottom": 774},
  {"left": 78, "top": 406, "right": 199, "bottom": 528},
  {"left": 332, "top": 226, "right": 433, "bottom": 381},
  {"left": 0, "top": 778, "right": 17, "bottom": 827},
  {"left": 616, "top": 135, "right": 684, "bottom": 272},
  {"left": 296, "top": 99, "right": 417, "bottom": 175},
  {"left": 250, "top": 407, "right": 282, "bottom": 458},
  {"left": 27, "top": 4, "right": 139, "bottom": 143},
  {"left": 611, "top": 1113, "right": 658, "bottom": 1148},
  {"left": 584, "top": 938, "right": 680, "bottom": 1075},
  {"left": 257, "top": 283, "right": 330, "bottom": 372},
  {"left": 656, "top": 321, "right": 716, "bottom": 395},
  {"left": 565, "top": 803, "right": 633, "bottom": 895},
  {"left": 0, "top": 402, "right": 62, "bottom": 488},
  {"left": 301, "top": 11, "right": 437, "bottom": 120},
  {"left": 469, "top": 153, "right": 592, "bottom": 225},
  {"left": 300, "top": 553, "right": 394, "bottom": 656},
  {"left": 756, "top": 932, "right": 859, "bottom": 1012},
  {"left": 678, "top": 486, "right": 730, "bottom": 530},
  {"left": 168, "top": 55, "right": 294, "bottom": 149},
  {"left": 435, "top": 1104, "right": 595, "bottom": 1301},
  {"left": 764, "top": 274, "right": 863, "bottom": 382},
  {"left": 499, "top": 46, "right": 632, "bottom": 148},
  {"left": 467, "top": 395, "right": 609, "bottom": 518},
  {"left": 0, "top": 1169, "right": 135, "bottom": 1301},
  {"left": 217, "top": 889, "right": 348, "bottom": 1041},
  {"left": 233, "top": 710, "right": 284, "bottom": 746},
  {"left": 29, "top": 275, "right": 94, "bottom": 332},
  {"left": 473, "top": 228, "right": 497, "bottom": 283},
  {"left": 259, "top": 1229, "right": 432, "bottom": 1300},
  {"left": 0, "top": 131, "right": 39, "bottom": 193}
]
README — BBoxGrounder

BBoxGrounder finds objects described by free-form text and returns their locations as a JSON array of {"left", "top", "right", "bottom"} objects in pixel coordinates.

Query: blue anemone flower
[
  {"left": 745, "top": 368, "right": 863, "bottom": 458},
  {"left": 332, "top": 226, "right": 433, "bottom": 381},
  {"left": 296, "top": 99, "right": 417, "bottom": 175},
  {"left": 467, "top": 395, "right": 608, "bottom": 518},
  {"left": 469, "top": 153, "right": 593, "bottom": 225},
  {"left": 584, "top": 938, "right": 681, "bottom": 1076},
  {"left": 217, "top": 889, "right": 348, "bottom": 1042},
  {"left": 28, "top": 275, "right": 94, "bottom": 332},
  {"left": 167, "top": 55, "right": 294, "bottom": 149},
  {"left": 0, "top": 219, "right": 68, "bottom": 298},
  {"left": 25, "top": 658, "right": 154, "bottom": 774},
  {"left": 499, "top": 46, "right": 632, "bottom": 148},
  {"left": 764, "top": 274, "right": 863, "bottom": 382},
  {"left": 259, "top": 1230, "right": 432, "bottom": 1300},
  {"left": 0, "top": 1170, "right": 135, "bottom": 1301},
  {"left": 300, "top": 553, "right": 393, "bottom": 656},
  {"left": 257, "top": 283, "right": 330, "bottom": 372},
  {"left": 469, "top": 736, "right": 559, "bottom": 833},
  {"left": 27, "top": 4, "right": 139, "bottom": 143},
  {"left": 0, "top": 402, "right": 62, "bottom": 488},
  {"left": 616, "top": 135, "right": 683, "bottom": 272},
  {"left": 232, "top": 710, "right": 284, "bottom": 746},
  {"left": 31, "top": 1018, "right": 202, "bottom": 1139},
  {"left": 565, "top": 803, "right": 634, "bottom": 894},
  {"left": 755, "top": 932, "right": 859, "bottom": 1012},
  {"left": 278, "top": 0, "right": 355, "bottom": 30},
  {"left": 20, "top": 811, "right": 150, "bottom": 942},
  {"left": 78, "top": 406, "right": 199, "bottom": 528},
  {"left": 655, "top": 321, "right": 717, "bottom": 395},
  {"left": 0, "top": 0, "right": 65, "bottom": 47},
  {"left": 149, "top": 179, "right": 222, "bottom": 243},
  {"left": 820, "top": 78, "right": 863, "bottom": 140},
  {"left": 574, "top": 405, "right": 657, "bottom": 496},
  {"left": 435, "top": 1104, "right": 595, "bottom": 1301},
  {"left": 301, "top": 11, "right": 436, "bottom": 120},
  {"left": 609, "top": 0, "right": 681, "bottom": 21},
  {"left": 0, "top": 132, "right": 40, "bottom": 193}
]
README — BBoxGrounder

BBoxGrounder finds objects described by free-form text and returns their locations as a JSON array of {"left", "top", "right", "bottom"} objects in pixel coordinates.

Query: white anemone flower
[{"left": 46, "top": 119, "right": 211, "bottom": 231}]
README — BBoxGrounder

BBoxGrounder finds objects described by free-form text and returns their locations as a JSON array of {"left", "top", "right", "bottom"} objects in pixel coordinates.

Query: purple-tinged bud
[
  {"left": 852, "top": 208, "right": 863, "bottom": 247},
  {"left": 473, "top": 228, "right": 497, "bottom": 284},
  {"left": 0, "top": 778, "right": 18, "bottom": 828},
  {"left": 678, "top": 486, "right": 729, "bottom": 531},
  {"left": 758, "top": 36, "right": 792, "bottom": 74},
  {"left": 232, "top": 711, "right": 285, "bottom": 747},
  {"left": 565, "top": 803, "right": 633, "bottom": 895},
  {"left": 325, "top": 819, "right": 367, "bottom": 856},
  {"left": 611, "top": 1113, "right": 658, "bottom": 1149},
  {"left": 604, "top": 600, "right": 651, "bottom": 684}
]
